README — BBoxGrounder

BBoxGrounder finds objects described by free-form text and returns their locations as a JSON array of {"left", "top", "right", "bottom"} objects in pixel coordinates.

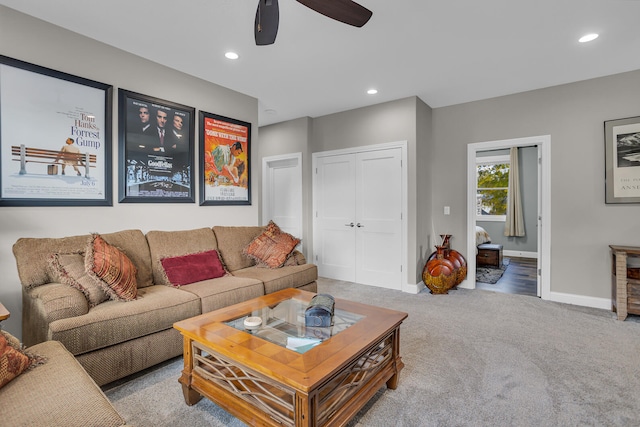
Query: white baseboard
[
  {"left": 548, "top": 291, "right": 611, "bottom": 310},
  {"left": 503, "top": 250, "right": 538, "bottom": 259},
  {"left": 406, "top": 281, "right": 611, "bottom": 312},
  {"left": 404, "top": 282, "right": 425, "bottom": 294}
]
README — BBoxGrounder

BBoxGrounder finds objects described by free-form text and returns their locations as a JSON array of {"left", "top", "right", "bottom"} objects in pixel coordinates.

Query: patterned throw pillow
[
  {"left": 0, "top": 330, "right": 46, "bottom": 389},
  {"left": 161, "top": 250, "right": 229, "bottom": 286},
  {"left": 85, "top": 234, "right": 138, "bottom": 301},
  {"left": 243, "top": 221, "right": 301, "bottom": 269},
  {"left": 49, "top": 252, "right": 109, "bottom": 307}
]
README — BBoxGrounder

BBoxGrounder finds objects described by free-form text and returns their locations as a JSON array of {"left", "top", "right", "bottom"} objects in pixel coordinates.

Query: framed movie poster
[
  {"left": 605, "top": 116, "right": 640, "bottom": 204},
  {"left": 199, "top": 111, "right": 251, "bottom": 205},
  {"left": 118, "top": 89, "right": 195, "bottom": 203},
  {"left": 0, "top": 55, "right": 112, "bottom": 206}
]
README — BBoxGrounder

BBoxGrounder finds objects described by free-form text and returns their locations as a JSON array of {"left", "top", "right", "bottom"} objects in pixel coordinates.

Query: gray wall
[
  {"left": 432, "top": 69, "right": 640, "bottom": 300},
  {"left": 262, "top": 97, "right": 434, "bottom": 285},
  {"left": 416, "top": 100, "right": 434, "bottom": 280},
  {"left": 477, "top": 146, "right": 538, "bottom": 253},
  {"left": 262, "top": 69, "right": 640, "bottom": 304},
  {"left": 311, "top": 97, "right": 425, "bottom": 284},
  {"left": 0, "top": 6, "right": 259, "bottom": 338}
]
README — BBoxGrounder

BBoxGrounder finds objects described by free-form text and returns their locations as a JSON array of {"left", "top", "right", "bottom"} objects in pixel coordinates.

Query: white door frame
[
  {"left": 262, "top": 152, "right": 303, "bottom": 250},
  {"left": 312, "top": 141, "right": 409, "bottom": 291},
  {"left": 465, "top": 135, "right": 551, "bottom": 300}
]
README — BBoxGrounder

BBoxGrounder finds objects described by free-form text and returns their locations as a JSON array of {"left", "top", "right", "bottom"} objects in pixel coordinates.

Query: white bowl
[{"left": 244, "top": 316, "right": 262, "bottom": 330}]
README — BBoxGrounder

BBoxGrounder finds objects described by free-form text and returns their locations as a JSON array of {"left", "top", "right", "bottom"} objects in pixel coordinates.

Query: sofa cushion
[
  {"left": 48, "top": 285, "right": 200, "bottom": 355},
  {"left": 232, "top": 263, "right": 318, "bottom": 294},
  {"left": 49, "top": 252, "right": 109, "bottom": 307},
  {"left": 161, "top": 250, "right": 228, "bottom": 286},
  {"left": 212, "top": 225, "right": 265, "bottom": 272},
  {"left": 100, "top": 230, "right": 154, "bottom": 289},
  {"left": 146, "top": 228, "right": 218, "bottom": 287},
  {"left": 178, "top": 275, "right": 264, "bottom": 314},
  {"left": 243, "top": 221, "right": 301, "bottom": 269},
  {"left": 12, "top": 229, "right": 153, "bottom": 289},
  {"left": 86, "top": 234, "right": 138, "bottom": 301},
  {"left": 0, "top": 330, "right": 46, "bottom": 389},
  {"left": 0, "top": 340, "right": 126, "bottom": 427}
]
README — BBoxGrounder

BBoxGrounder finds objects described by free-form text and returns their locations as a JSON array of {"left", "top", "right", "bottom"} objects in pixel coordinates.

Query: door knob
[
  {"left": 356, "top": 223, "right": 364, "bottom": 228},
  {"left": 344, "top": 222, "right": 354, "bottom": 227}
]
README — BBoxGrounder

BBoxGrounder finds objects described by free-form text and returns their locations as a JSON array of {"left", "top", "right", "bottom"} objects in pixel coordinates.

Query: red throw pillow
[
  {"left": 243, "top": 221, "right": 301, "bottom": 269},
  {"left": 161, "top": 250, "right": 228, "bottom": 286}
]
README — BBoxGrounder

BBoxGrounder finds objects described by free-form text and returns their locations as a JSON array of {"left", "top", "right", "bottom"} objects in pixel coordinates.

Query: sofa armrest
[
  {"left": 284, "top": 250, "right": 307, "bottom": 266},
  {"left": 23, "top": 284, "right": 89, "bottom": 346},
  {"left": 31, "top": 283, "right": 90, "bottom": 322},
  {"left": 0, "top": 340, "right": 128, "bottom": 427}
]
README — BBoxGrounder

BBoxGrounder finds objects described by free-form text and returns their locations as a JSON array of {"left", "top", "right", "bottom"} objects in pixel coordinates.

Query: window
[{"left": 476, "top": 155, "right": 510, "bottom": 221}]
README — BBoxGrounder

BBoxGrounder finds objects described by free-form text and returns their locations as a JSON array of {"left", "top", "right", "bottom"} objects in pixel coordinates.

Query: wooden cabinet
[{"left": 609, "top": 245, "right": 640, "bottom": 321}]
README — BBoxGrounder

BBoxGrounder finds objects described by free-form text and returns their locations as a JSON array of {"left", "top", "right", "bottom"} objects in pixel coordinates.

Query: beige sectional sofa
[{"left": 12, "top": 225, "right": 317, "bottom": 388}]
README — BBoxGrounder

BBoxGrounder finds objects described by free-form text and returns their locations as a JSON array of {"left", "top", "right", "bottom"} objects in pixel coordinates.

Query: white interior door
[
  {"left": 314, "top": 154, "right": 357, "bottom": 281},
  {"left": 355, "top": 149, "right": 402, "bottom": 289},
  {"left": 262, "top": 153, "right": 303, "bottom": 249}
]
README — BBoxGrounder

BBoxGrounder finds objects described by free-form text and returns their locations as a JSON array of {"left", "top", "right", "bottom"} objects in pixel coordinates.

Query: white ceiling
[{"left": 2, "top": 0, "right": 640, "bottom": 126}]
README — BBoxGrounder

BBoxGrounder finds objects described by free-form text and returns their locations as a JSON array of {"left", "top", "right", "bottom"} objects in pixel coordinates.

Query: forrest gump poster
[
  {"left": 201, "top": 112, "right": 251, "bottom": 205},
  {"left": 606, "top": 116, "right": 640, "bottom": 203},
  {"left": 0, "top": 57, "right": 110, "bottom": 206}
]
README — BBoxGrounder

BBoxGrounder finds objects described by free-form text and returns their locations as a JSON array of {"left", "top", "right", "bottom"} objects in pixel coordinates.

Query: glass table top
[{"left": 225, "top": 297, "right": 364, "bottom": 353}]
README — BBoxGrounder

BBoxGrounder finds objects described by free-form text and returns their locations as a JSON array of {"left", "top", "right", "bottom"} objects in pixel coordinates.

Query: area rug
[{"left": 476, "top": 257, "right": 509, "bottom": 284}]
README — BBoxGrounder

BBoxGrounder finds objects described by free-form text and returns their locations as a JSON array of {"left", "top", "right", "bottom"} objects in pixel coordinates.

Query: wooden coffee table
[{"left": 174, "top": 288, "right": 407, "bottom": 427}]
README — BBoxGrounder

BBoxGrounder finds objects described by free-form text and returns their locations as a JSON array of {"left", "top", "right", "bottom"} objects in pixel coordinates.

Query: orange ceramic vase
[{"left": 423, "top": 246, "right": 458, "bottom": 294}]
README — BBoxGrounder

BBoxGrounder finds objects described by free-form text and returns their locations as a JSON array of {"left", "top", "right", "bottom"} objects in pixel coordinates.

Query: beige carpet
[{"left": 105, "top": 278, "right": 640, "bottom": 426}]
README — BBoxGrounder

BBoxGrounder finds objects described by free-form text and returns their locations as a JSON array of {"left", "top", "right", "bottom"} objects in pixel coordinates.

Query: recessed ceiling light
[
  {"left": 579, "top": 33, "right": 598, "bottom": 43},
  {"left": 367, "top": 89, "right": 378, "bottom": 95},
  {"left": 225, "top": 51, "right": 239, "bottom": 60}
]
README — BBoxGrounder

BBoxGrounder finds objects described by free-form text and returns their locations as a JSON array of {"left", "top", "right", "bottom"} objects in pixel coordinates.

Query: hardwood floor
[{"left": 476, "top": 256, "right": 538, "bottom": 297}]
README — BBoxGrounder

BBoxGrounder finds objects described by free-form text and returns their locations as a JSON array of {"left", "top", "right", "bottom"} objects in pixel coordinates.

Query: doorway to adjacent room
[{"left": 465, "top": 135, "right": 551, "bottom": 299}]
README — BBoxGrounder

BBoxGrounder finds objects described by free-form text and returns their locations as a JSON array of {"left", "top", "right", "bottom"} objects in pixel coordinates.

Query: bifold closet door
[{"left": 314, "top": 148, "right": 402, "bottom": 289}]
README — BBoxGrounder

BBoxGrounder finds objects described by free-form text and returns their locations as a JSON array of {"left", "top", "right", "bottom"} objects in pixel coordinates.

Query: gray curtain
[{"left": 504, "top": 147, "right": 525, "bottom": 237}]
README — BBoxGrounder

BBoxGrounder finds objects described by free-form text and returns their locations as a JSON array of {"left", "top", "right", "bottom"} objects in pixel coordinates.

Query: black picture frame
[
  {"left": 0, "top": 55, "right": 113, "bottom": 207},
  {"left": 199, "top": 111, "right": 251, "bottom": 206},
  {"left": 605, "top": 115, "right": 640, "bottom": 204},
  {"left": 118, "top": 89, "right": 195, "bottom": 203}
]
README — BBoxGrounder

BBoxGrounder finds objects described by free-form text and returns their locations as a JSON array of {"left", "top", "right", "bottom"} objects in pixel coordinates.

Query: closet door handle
[
  {"left": 356, "top": 223, "right": 364, "bottom": 228},
  {"left": 345, "top": 222, "right": 354, "bottom": 227}
]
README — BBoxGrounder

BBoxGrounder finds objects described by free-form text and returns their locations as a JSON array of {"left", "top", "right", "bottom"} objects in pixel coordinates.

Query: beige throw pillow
[{"left": 49, "top": 252, "right": 109, "bottom": 307}]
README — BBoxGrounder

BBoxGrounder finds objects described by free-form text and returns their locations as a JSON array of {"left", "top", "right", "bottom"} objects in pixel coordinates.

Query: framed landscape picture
[
  {"left": 605, "top": 115, "right": 640, "bottom": 204},
  {"left": 0, "top": 55, "right": 112, "bottom": 206},
  {"left": 118, "top": 89, "right": 195, "bottom": 203},
  {"left": 199, "top": 111, "right": 251, "bottom": 205}
]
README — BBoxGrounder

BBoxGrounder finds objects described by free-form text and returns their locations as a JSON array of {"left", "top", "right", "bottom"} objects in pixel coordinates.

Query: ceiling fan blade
[
  {"left": 255, "top": 0, "right": 279, "bottom": 45},
  {"left": 296, "top": 0, "right": 372, "bottom": 27}
]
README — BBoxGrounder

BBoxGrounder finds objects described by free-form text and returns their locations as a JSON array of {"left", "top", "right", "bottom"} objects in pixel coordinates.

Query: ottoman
[{"left": 477, "top": 243, "right": 503, "bottom": 268}]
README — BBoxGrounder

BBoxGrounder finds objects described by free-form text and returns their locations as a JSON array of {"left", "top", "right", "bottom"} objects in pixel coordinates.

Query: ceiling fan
[{"left": 255, "top": 0, "right": 373, "bottom": 45}]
